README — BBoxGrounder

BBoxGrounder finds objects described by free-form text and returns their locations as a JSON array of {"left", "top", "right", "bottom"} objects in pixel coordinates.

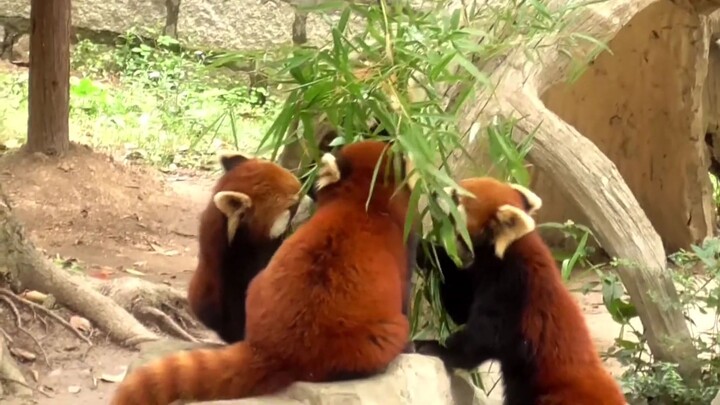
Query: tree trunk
[
  {"left": 26, "top": 0, "right": 71, "bottom": 156},
  {"left": 450, "top": 0, "right": 718, "bottom": 382},
  {"left": 277, "top": 7, "right": 310, "bottom": 171},
  {"left": 164, "top": 0, "right": 181, "bottom": 38}
]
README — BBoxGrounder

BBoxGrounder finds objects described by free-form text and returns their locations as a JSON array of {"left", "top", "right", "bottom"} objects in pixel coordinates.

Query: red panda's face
[
  {"left": 438, "top": 177, "right": 542, "bottom": 265},
  {"left": 454, "top": 178, "right": 541, "bottom": 238},
  {"left": 212, "top": 153, "right": 314, "bottom": 242}
]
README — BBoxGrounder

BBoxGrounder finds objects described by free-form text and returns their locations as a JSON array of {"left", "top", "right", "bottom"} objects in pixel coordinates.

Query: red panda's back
[{"left": 244, "top": 200, "right": 407, "bottom": 360}]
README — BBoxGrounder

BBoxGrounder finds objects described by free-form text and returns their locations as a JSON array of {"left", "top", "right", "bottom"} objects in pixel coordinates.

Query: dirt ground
[
  {"left": 0, "top": 145, "right": 217, "bottom": 404},
  {"left": 0, "top": 144, "right": 665, "bottom": 403}
]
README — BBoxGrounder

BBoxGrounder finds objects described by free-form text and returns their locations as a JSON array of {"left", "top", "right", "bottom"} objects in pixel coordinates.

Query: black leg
[{"left": 414, "top": 324, "right": 497, "bottom": 371}]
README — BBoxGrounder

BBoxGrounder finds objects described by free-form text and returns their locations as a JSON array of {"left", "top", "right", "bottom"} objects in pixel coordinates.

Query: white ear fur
[
  {"left": 271, "top": 194, "right": 315, "bottom": 239},
  {"left": 437, "top": 186, "right": 462, "bottom": 213},
  {"left": 493, "top": 204, "right": 536, "bottom": 258},
  {"left": 213, "top": 191, "right": 252, "bottom": 217},
  {"left": 268, "top": 210, "right": 291, "bottom": 239},
  {"left": 443, "top": 186, "right": 457, "bottom": 197},
  {"left": 315, "top": 153, "right": 341, "bottom": 191},
  {"left": 213, "top": 191, "right": 252, "bottom": 242},
  {"left": 509, "top": 183, "right": 542, "bottom": 214},
  {"left": 290, "top": 194, "right": 314, "bottom": 230},
  {"left": 435, "top": 187, "right": 468, "bottom": 237}
]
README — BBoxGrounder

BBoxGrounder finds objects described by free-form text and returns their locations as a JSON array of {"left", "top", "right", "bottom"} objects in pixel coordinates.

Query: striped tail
[{"left": 110, "top": 341, "right": 291, "bottom": 405}]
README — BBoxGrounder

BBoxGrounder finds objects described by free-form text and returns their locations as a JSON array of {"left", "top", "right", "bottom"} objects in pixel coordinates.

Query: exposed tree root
[
  {"left": 0, "top": 335, "right": 32, "bottom": 398},
  {"left": 0, "top": 287, "right": 92, "bottom": 346},
  {"left": 85, "top": 276, "right": 210, "bottom": 344},
  {"left": 0, "top": 295, "right": 49, "bottom": 366},
  {"left": 0, "top": 186, "right": 160, "bottom": 348},
  {"left": 136, "top": 306, "right": 199, "bottom": 343}
]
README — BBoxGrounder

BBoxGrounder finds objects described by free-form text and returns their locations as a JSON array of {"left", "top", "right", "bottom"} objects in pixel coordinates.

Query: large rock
[
  {"left": 207, "top": 354, "right": 494, "bottom": 405},
  {"left": 126, "top": 339, "right": 223, "bottom": 374},
  {"left": 73, "top": 0, "right": 167, "bottom": 36},
  {"left": 0, "top": 0, "right": 167, "bottom": 38},
  {"left": 0, "top": 0, "right": 357, "bottom": 52},
  {"left": 178, "top": 0, "right": 296, "bottom": 51},
  {"left": 125, "top": 339, "right": 495, "bottom": 405},
  {"left": 536, "top": 1, "right": 717, "bottom": 253}
]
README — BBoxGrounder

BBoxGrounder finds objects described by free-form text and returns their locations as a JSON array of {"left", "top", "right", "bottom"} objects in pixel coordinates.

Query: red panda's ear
[
  {"left": 315, "top": 153, "right": 341, "bottom": 191},
  {"left": 213, "top": 191, "right": 252, "bottom": 242},
  {"left": 493, "top": 204, "right": 536, "bottom": 258},
  {"left": 436, "top": 186, "right": 464, "bottom": 215},
  {"left": 219, "top": 152, "right": 252, "bottom": 173},
  {"left": 435, "top": 186, "right": 467, "bottom": 230},
  {"left": 289, "top": 194, "right": 315, "bottom": 231},
  {"left": 509, "top": 183, "right": 542, "bottom": 215}
]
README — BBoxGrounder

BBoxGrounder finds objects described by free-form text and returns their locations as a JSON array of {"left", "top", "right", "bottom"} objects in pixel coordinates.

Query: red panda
[
  {"left": 414, "top": 182, "right": 542, "bottom": 327},
  {"left": 110, "top": 140, "right": 417, "bottom": 405},
  {"left": 283, "top": 67, "right": 428, "bottom": 337},
  {"left": 414, "top": 177, "right": 626, "bottom": 405},
  {"left": 187, "top": 152, "right": 313, "bottom": 344}
]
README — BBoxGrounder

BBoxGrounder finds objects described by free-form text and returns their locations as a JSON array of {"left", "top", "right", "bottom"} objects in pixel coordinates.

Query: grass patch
[{"left": 0, "top": 31, "right": 278, "bottom": 170}]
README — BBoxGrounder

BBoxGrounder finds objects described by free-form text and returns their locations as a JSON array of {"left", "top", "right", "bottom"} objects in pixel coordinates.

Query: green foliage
[
  {"left": 0, "top": 28, "right": 278, "bottom": 169},
  {"left": 73, "top": 29, "right": 281, "bottom": 168},
  {"left": 200, "top": 0, "right": 603, "bottom": 395},
  {"left": 599, "top": 238, "right": 720, "bottom": 404},
  {"left": 537, "top": 220, "right": 597, "bottom": 281},
  {"left": 598, "top": 174, "right": 720, "bottom": 403},
  {"left": 0, "top": 1, "right": 632, "bottom": 398}
]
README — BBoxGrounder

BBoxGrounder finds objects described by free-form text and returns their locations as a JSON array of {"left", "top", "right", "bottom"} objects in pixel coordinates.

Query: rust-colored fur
[
  {"left": 111, "top": 140, "right": 414, "bottom": 404},
  {"left": 416, "top": 177, "right": 625, "bottom": 405},
  {"left": 187, "top": 153, "right": 312, "bottom": 343}
]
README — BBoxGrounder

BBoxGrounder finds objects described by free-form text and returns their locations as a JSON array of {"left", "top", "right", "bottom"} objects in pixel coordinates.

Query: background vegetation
[{"left": 2, "top": 0, "right": 720, "bottom": 402}]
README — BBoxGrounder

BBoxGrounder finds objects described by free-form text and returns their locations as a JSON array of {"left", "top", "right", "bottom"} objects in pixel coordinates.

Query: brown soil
[
  {"left": 0, "top": 144, "right": 628, "bottom": 404},
  {"left": 0, "top": 145, "right": 215, "bottom": 404},
  {"left": 0, "top": 144, "right": 214, "bottom": 289}
]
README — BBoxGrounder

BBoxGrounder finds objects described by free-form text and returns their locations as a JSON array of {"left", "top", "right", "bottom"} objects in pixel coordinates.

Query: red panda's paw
[
  {"left": 402, "top": 341, "right": 416, "bottom": 354},
  {"left": 413, "top": 339, "right": 444, "bottom": 356}
]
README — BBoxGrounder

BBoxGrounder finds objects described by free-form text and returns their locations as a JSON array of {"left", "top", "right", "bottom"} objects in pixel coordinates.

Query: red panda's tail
[{"left": 109, "top": 341, "right": 291, "bottom": 405}]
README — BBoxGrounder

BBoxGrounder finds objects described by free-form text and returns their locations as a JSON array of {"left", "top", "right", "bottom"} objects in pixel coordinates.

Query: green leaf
[
  {"left": 337, "top": 6, "right": 352, "bottom": 34},
  {"left": 452, "top": 54, "right": 491, "bottom": 88}
]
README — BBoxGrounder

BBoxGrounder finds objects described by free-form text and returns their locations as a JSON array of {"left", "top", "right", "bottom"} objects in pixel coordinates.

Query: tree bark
[
  {"left": 164, "top": 0, "right": 181, "bottom": 38},
  {"left": 450, "top": 0, "right": 716, "bottom": 382},
  {"left": 26, "top": 0, "right": 71, "bottom": 156}
]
